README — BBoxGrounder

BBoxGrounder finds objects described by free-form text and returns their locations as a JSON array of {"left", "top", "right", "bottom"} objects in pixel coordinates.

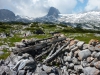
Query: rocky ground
[{"left": 0, "top": 34, "right": 100, "bottom": 75}]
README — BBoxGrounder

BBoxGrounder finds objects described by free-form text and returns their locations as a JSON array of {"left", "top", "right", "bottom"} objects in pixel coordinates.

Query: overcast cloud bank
[{"left": 0, "top": 0, "right": 100, "bottom": 18}]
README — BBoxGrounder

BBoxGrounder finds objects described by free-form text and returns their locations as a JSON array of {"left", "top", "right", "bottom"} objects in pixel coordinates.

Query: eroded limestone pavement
[{"left": 0, "top": 34, "right": 100, "bottom": 75}]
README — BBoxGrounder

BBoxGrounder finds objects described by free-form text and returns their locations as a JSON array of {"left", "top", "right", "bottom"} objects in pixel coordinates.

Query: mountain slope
[
  {"left": 0, "top": 9, "right": 16, "bottom": 21},
  {"left": 47, "top": 7, "right": 60, "bottom": 18},
  {"left": 58, "top": 11, "right": 100, "bottom": 30},
  {"left": 58, "top": 11, "right": 100, "bottom": 23},
  {"left": 34, "top": 7, "right": 60, "bottom": 22}
]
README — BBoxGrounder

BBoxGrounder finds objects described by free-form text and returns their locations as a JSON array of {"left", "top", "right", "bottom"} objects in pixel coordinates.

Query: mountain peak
[
  {"left": 0, "top": 9, "right": 16, "bottom": 21},
  {"left": 47, "top": 7, "right": 60, "bottom": 18}
]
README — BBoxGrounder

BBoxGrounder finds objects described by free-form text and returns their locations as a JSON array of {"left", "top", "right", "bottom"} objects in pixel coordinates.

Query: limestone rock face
[
  {"left": 0, "top": 9, "right": 16, "bottom": 21},
  {"left": 47, "top": 7, "right": 60, "bottom": 18}
]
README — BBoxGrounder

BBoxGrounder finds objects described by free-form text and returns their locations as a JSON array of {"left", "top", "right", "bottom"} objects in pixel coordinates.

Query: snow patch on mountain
[{"left": 58, "top": 11, "right": 100, "bottom": 23}]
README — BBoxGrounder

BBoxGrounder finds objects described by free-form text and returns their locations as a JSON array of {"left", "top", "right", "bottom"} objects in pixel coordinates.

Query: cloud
[
  {"left": 0, "top": 0, "right": 77, "bottom": 18},
  {"left": 48, "top": 0, "right": 77, "bottom": 14},
  {"left": 85, "top": 0, "right": 100, "bottom": 11}
]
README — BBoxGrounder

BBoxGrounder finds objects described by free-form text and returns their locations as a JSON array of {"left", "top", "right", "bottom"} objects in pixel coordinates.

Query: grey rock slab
[
  {"left": 87, "top": 57, "right": 94, "bottom": 63},
  {"left": 94, "top": 61, "right": 100, "bottom": 69},
  {"left": 76, "top": 41, "right": 84, "bottom": 48},
  {"left": 49, "top": 73, "right": 55, "bottom": 75},
  {"left": 95, "top": 44, "right": 100, "bottom": 51},
  {"left": 35, "top": 66, "right": 42, "bottom": 73},
  {"left": 65, "top": 62, "right": 69, "bottom": 66},
  {"left": 13, "top": 58, "right": 36, "bottom": 71},
  {"left": 93, "top": 52, "right": 100, "bottom": 58},
  {"left": 83, "top": 44, "right": 88, "bottom": 49},
  {"left": 10, "top": 70, "right": 17, "bottom": 75},
  {"left": 78, "top": 49, "right": 91, "bottom": 60},
  {"left": 88, "top": 45, "right": 95, "bottom": 51},
  {"left": 69, "top": 63, "right": 74, "bottom": 68},
  {"left": 5, "top": 56, "right": 10, "bottom": 65},
  {"left": 81, "top": 60, "right": 89, "bottom": 67},
  {"left": 74, "top": 65, "right": 83, "bottom": 72},
  {"left": 90, "top": 58, "right": 98, "bottom": 67},
  {"left": 83, "top": 67, "right": 100, "bottom": 75},
  {"left": 42, "top": 65, "right": 52, "bottom": 73},
  {"left": 0, "top": 51, "right": 4, "bottom": 56},
  {"left": 9, "top": 47, "right": 18, "bottom": 51},
  {"left": 70, "top": 73, "right": 76, "bottom": 75},
  {"left": 64, "top": 56, "right": 72, "bottom": 62},
  {"left": 0, "top": 66, "right": 11, "bottom": 75},
  {"left": 18, "top": 70, "right": 25, "bottom": 75},
  {"left": 91, "top": 51, "right": 97, "bottom": 57},
  {"left": 38, "top": 71, "right": 47, "bottom": 75},
  {"left": 72, "top": 57, "right": 79, "bottom": 65},
  {"left": 14, "top": 42, "right": 26, "bottom": 48},
  {"left": 26, "top": 70, "right": 32, "bottom": 75},
  {"left": 80, "top": 73, "right": 85, "bottom": 75}
]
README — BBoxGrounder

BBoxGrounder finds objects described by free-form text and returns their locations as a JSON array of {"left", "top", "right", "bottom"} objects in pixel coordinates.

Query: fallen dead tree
[
  {"left": 43, "top": 40, "right": 70, "bottom": 63},
  {"left": 13, "top": 37, "right": 66, "bottom": 54},
  {"left": 0, "top": 34, "right": 100, "bottom": 75}
]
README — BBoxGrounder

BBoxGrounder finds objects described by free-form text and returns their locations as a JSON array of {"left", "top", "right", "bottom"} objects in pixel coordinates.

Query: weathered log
[
  {"left": 43, "top": 40, "right": 70, "bottom": 63},
  {"left": 13, "top": 43, "right": 47, "bottom": 54},
  {"left": 22, "top": 37, "right": 53, "bottom": 46},
  {"left": 35, "top": 44, "right": 54, "bottom": 59},
  {"left": 13, "top": 37, "right": 66, "bottom": 54},
  {"left": 46, "top": 43, "right": 58, "bottom": 59},
  {"left": 71, "top": 46, "right": 78, "bottom": 52}
]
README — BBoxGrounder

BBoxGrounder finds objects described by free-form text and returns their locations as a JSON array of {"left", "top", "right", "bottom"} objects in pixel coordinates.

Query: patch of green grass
[
  {"left": 32, "top": 34, "right": 52, "bottom": 39},
  {"left": 64, "top": 33, "right": 100, "bottom": 43},
  {"left": 0, "top": 49, "right": 10, "bottom": 59},
  {"left": 2, "top": 49, "right": 8, "bottom": 53}
]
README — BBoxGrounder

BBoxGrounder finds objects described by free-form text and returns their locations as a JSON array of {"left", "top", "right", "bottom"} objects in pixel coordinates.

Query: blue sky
[
  {"left": 0, "top": 0, "right": 100, "bottom": 17},
  {"left": 73, "top": 0, "right": 88, "bottom": 13}
]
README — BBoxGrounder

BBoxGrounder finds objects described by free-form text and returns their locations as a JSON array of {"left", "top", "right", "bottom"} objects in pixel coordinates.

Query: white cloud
[
  {"left": 85, "top": 0, "right": 100, "bottom": 11},
  {"left": 48, "top": 0, "right": 77, "bottom": 14},
  {"left": 0, "top": 0, "right": 77, "bottom": 18}
]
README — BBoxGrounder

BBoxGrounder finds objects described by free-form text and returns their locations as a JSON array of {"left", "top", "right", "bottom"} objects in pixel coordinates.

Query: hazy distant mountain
[
  {"left": 0, "top": 9, "right": 31, "bottom": 22},
  {"left": 34, "top": 7, "right": 60, "bottom": 22},
  {"left": 47, "top": 7, "right": 60, "bottom": 18},
  {"left": 58, "top": 11, "right": 100, "bottom": 30},
  {"left": 0, "top": 9, "right": 16, "bottom": 21},
  {"left": 0, "top": 8, "right": 100, "bottom": 30}
]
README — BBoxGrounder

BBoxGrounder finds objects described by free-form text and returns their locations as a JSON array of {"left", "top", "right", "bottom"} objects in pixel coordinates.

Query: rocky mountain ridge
[
  {"left": 0, "top": 8, "right": 100, "bottom": 30},
  {"left": 0, "top": 7, "right": 60, "bottom": 22},
  {"left": 0, "top": 9, "right": 16, "bottom": 21}
]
